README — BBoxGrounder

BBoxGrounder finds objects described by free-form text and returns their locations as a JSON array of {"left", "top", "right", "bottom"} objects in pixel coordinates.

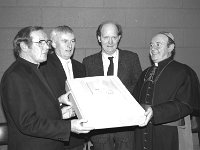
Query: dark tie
[{"left": 107, "top": 57, "right": 114, "bottom": 76}]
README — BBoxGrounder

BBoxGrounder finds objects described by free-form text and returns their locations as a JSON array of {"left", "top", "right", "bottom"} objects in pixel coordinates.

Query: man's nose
[
  {"left": 44, "top": 42, "right": 50, "bottom": 49},
  {"left": 108, "top": 38, "right": 113, "bottom": 44},
  {"left": 150, "top": 44, "right": 158, "bottom": 50},
  {"left": 66, "top": 42, "right": 72, "bottom": 49}
]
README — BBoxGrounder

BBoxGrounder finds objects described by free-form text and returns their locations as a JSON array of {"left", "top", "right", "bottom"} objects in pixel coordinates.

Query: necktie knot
[
  {"left": 107, "top": 57, "right": 114, "bottom": 76},
  {"left": 108, "top": 56, "right": 113, "bottom": 61}
]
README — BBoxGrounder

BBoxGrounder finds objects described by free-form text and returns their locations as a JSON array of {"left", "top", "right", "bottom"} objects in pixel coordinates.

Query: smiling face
[
  {"left": 98, "top": 23, "right": 121, "bottom": 55},
  {"left": 150, "top": 34, "right": 174, "bottom": 63},
  {"left": 52, "top": 32, "right": 75, "bottom": 60}
]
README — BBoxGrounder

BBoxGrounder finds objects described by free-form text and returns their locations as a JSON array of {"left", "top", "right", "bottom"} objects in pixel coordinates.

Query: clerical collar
[
  {"left": 18, "top": 57, "right": 40, "bottom": 69},
  {"left": 154, "top": 57, "right": 173, "bottom": 70}
]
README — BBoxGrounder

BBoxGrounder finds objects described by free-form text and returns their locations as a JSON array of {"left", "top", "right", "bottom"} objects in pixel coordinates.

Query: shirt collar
[
  {"left": 56, "top": 54, "right": 71, "bottom": 64},
  {"left": 155, "top": 56, "right": 173, "bottom": 69},
  {"left": 102, "top": 49, "right": 118, "bottom": 59}
]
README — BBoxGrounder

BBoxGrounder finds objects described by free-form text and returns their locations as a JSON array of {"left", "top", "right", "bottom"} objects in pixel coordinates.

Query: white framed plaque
[{"left": 66, "top": 76, "right": 145, "bottom": 129}]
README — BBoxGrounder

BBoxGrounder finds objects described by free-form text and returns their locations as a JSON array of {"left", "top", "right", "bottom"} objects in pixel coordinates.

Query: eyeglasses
[{"left": 32, "top": 40, "right": 52, "bottom": 47}]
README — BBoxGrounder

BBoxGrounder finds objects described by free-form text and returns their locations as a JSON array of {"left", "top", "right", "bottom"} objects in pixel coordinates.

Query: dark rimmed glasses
[{"left": 32, "top": 40, "right": 52, "bottom": 47}]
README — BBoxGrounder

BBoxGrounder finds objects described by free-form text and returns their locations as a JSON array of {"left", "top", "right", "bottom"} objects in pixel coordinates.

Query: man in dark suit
[
  {"left": 83, "top": 21, "right": 142, "bottom": 150},
  {"left": 0, "top": 26, "right": 93, "bottom": 150},
  {"left": 40, "top": 25, "right": 86, "bottom": 150}
]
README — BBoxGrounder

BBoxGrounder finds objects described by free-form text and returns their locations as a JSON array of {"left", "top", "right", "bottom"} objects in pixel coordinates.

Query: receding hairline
[
  {"left": 101, "top": 23, "right": 118, "bottom": 32},
  {"left": 97, "top": 21, "right": 122, "bottom": 37}
]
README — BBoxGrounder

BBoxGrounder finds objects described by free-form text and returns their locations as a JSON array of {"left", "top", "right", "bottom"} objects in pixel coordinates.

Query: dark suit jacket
[
  {"left": 40, "top": 52, "right": 86, "bottom": 148},
  {"left": 82, "top": 49, "right": 142, "bottom": 93},
  {"left": 0, "top": 57, "right": 70, "bottom": 150}
]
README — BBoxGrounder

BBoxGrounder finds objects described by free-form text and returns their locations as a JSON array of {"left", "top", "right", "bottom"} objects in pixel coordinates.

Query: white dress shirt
[
  {"left": 57, "top": 55, "right": 74, "bottom": 80},
  {"left": 102, "top": 50, "right": 119, "bottom": 76}
]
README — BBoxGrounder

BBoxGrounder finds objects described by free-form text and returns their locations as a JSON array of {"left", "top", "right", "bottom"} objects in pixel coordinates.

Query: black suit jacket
[
  {"left": 0, "top": 57, "right": 70, "bottom": 150},
  {"left": 83, "top": 49, "right": 142, "bottom": 93},
  {"left": 40, "top": 53, "right": 86, "bottom": 148}
]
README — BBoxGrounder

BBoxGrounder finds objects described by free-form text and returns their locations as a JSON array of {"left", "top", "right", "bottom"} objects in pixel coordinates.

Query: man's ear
[
  {"left": 118, "top": 35, "right": 121, "bottom": 40},
  {"left": 97, "top": 36, "right": 101, "bottom": 43},
  {"left": 168, "top": 43, "right": 175, "bottom": 53},
  {"left": 20, "top": 42, "right": 28, "bottom": 52},
  {"left": 51, "top": 41, "right": 56, "bottom": 49}
]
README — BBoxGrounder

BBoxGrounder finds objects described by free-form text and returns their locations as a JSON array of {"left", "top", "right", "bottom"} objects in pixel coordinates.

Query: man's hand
[
  {"left": 139, "top": 107, "right": 153, "bottom": 127},
  {"left": 58, "top": 91, "right": 75, "bottom": 119},
  {"left": 71, "top": 119, "right": 94, "bottom": 134},
  {"left": 61, "top": 106, "right": 75, "bottom": 119},
  {"left": 58, "top": 91, "right": 72, "bottom": 106}
]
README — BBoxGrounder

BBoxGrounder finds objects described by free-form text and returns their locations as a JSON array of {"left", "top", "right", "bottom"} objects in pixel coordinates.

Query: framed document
[{"left": 66, "top": 76, "right": 145, "bottom": 129}]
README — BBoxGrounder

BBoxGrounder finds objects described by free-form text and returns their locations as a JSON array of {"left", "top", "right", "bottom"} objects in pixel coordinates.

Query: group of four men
[{"left": 0, "top": 21, "right": 199, "bottom": 150}]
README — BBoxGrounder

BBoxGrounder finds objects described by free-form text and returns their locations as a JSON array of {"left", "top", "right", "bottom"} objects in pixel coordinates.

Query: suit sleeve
[
  {"left": 133, "top": 54, "right": 142, "bottom": 82},
  {"left": 82, "top": 58, "right": 89, "bottom": 76},
  {"left": 132, "top": 69, "right": 147, "bottom": 101},
  {"left": 128, "top": 53, "right": 142, "bottom": 93}
]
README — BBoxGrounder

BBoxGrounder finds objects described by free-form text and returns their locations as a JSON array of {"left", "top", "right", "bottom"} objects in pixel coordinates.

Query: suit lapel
[
  {"left": 71, "top": 59, "right": 77, "bottom": 78},
  {"left": 117, "top": 50, "right": 126, "bottom": 79},
  {"left": 51, "top": 53, "right": 66, "bottom": 80},
  {"left": 48, "top": 53, "right": 67, "bottom": 98},
  {"left": 96, "top": 52, "right": 104, "bottom": 75}
]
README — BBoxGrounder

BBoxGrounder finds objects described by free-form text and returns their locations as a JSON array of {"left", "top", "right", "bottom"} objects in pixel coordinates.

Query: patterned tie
[{"left": 107, "top": 57, "right": 114, "bottom": 76}]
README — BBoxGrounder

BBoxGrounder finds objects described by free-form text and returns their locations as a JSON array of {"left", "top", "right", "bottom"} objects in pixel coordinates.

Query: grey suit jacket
[{"left": 82, "top": 49, "right": 142, "bottom": 93}]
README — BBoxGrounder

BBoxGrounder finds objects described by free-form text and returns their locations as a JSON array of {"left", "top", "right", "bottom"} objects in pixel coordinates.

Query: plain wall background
[{"left": 0, "top": 0, "right": 199, "bottom": 149}]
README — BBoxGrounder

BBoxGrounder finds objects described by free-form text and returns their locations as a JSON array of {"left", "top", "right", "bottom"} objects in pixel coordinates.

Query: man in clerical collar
[
  {"left": 133, "top": 31, "right": 199, "bottom": 150},
  {"left": 0, "top": 26, "right": 92, "bottom": 150},
  {"left": 150, "top": 31, "right": 175, "bottom": 66}
]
